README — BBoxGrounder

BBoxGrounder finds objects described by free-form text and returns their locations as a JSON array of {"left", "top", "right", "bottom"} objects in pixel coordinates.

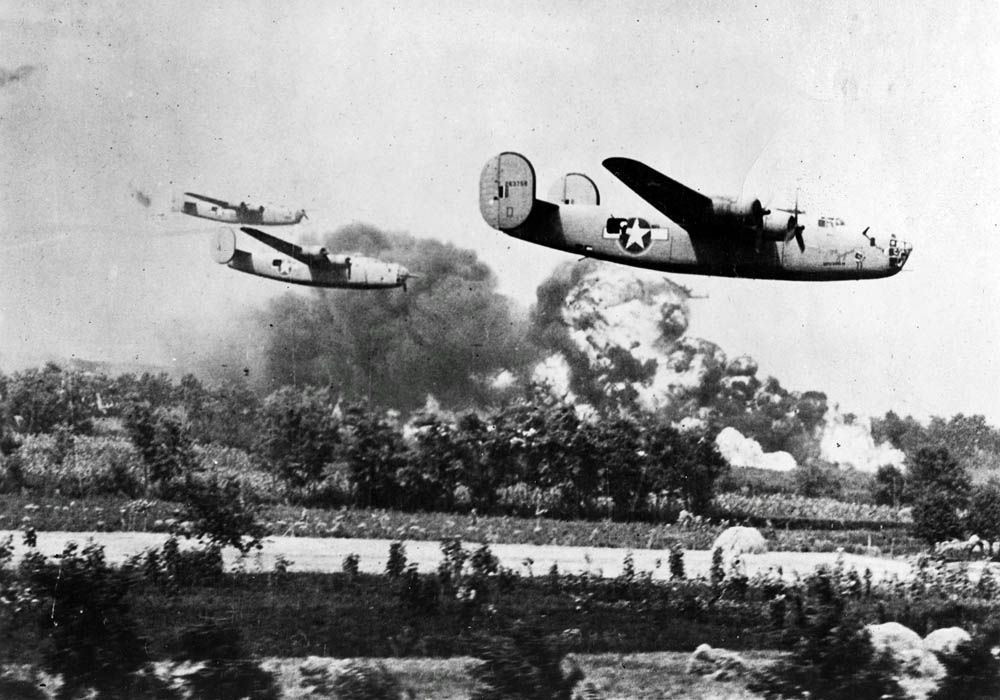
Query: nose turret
[{"left": 888, "top": 236, "right": 912, "bottom": 271}]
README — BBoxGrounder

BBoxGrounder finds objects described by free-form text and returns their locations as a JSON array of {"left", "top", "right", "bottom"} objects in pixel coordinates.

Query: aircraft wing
[
  {"left": 185, "top": 192, "right": 232, "bottom": 208},
  {"left": 603, "top": 157, "right": 713, "bottom": 230},
  {"left": 240, "top": 227, "right": 349, "bottom": 269}
]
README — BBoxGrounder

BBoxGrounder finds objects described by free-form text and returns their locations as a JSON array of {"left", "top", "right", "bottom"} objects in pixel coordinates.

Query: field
[{"left": 263, "top": 652, "right": 780, "bottom": 700}]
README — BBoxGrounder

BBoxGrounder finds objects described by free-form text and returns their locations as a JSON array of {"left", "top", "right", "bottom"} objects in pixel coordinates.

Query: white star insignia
[{"left": 622, "top": 226, "right": 647, "bottom": 251}]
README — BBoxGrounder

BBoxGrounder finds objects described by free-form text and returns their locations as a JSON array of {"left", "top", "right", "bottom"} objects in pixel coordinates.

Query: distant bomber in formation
[
  {"left": 176, "top": 191, "right": 308, "bottom": 225},
  {"left": 211, "top": 227, "right": 415, "bottom": 290},
  {"left": 480, "top": 152, "right": 912, "bottom": 281}
]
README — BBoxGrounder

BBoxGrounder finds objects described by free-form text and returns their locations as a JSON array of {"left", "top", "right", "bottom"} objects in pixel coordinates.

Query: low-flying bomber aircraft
[
  {"left": 212, "top": 227, "right": 415, "bottom": 290},
  {"left": 176, "top": 192, "right": 308, "bottom": 225},
  {"left": 479, "top": 152, "right": 912, "bottom": 281}
]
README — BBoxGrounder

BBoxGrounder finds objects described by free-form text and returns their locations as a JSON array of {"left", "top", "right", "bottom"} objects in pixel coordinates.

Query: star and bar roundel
[{"left": 602, "top": 217, "right": 669, "bottom": 254}]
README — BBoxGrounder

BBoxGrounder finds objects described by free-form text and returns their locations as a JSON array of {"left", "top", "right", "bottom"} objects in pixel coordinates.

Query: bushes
[
  {"left": 470, "top": 623, "right": 584, "bottom": 700},
  {"left": 329, "top": 661, "right": 403, "bottom": 700},
  {"left": 749, "top": 567, "right": 906, "bottom": 700}
]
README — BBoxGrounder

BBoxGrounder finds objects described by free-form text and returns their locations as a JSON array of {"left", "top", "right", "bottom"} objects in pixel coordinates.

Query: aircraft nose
[{"left": 889, "top": 238, "right": 912, "bottom": 271}]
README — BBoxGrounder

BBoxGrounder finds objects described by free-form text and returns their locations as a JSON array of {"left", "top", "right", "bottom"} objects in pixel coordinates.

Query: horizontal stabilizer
[{"left": 603, "top": 157, "right": 712, "bottom": 229}]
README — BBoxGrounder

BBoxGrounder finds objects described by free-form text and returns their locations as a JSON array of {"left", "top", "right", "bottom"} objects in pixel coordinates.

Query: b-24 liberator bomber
[
  {"left": 479, "top": 152, "right": 912, "bottom": 281},
  {"left": 212, "top": 227, "right": 415, "bottom": 290},
  {"left": 176, "top": 191, "right": 308, "bottom": 225}
]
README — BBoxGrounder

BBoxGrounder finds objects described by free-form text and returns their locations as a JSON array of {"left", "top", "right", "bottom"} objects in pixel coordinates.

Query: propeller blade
[{"left": 795, "top": 228, "right": 805, "bottom": 253}]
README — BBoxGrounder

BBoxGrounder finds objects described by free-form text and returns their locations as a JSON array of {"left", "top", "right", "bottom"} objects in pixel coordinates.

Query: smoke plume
[
  {"left": 0, "top": 64, "right": 40, "bottom": 88},
  {"left": 240, "top": 223, "right": 535, "bottom": 409},
  {"left": 528, "top": 259, "right": 904, "bottom": 472}
]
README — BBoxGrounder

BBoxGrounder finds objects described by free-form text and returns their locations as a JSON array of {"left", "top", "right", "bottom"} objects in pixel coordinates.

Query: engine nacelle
[
  {"left": 711, "top": 196, "right": 794, "bottom": 240},
  {"left": 480, "top": 152, "right": 537, "bottom": 230},
  {"left": 299, "top": 245, "right": 330, "bottom": 263}
]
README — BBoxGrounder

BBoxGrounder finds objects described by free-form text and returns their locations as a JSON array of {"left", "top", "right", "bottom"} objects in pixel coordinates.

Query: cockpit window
[{"left": 818, "top": 217, "right": 845, "bottom": 227}]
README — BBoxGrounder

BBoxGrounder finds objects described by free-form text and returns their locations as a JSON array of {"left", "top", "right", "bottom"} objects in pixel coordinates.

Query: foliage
[
  {"left": 928, "top": 619, "right": 1000, "bottom": 700},
  {"left": 342, "top": 403, "right": 408, "bottom": 509},
  {"left": 177, "top": 474, "right": 266, "bottom": 554},
  {"left": 913, "top": 491, "right": 966, "bottom": 544},
  {"left": 2, "top": 363, "right": 96, "bottom": 435},
  {"left": 713, "top": 492, "right": 908, "bottom": 527},
  {"left": 386, "top": 540, "right": 407, "bottom": 577},
  {"left": 19, "top": 541, "right": 151, "bottom": 699},
  {"left": 470, "top": 623, "right": 584, "bottom": 700},
  {"left": 906, "top": 446, "right": 970, "bottom": 504},
  {"left": 749, "top": 567, "right": 906, "bottom": 700},
  {"left": 172, "top": 621, "right": 280, "bottom": 700},
  {"left": 256, "top": 385, "right": 341, "bottom": 492},
  {"left": 872, "top": 464, "right": 906, "bottom": 507},
  {"left": 330, "top": 660, "right": 404, "bottom": 700},
  {"left": 123, "top": 402, "right": 196, "bottom": 493},
  {"left": 966, "top": 479, "right": 1000, "bottom": 542}
]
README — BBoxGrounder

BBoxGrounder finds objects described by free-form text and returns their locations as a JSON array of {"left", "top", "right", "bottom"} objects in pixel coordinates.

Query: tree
[
  {"left": 645, "top": 423, "right": 728, "bottom": 516},
  {"left": 4, "top": 364, "right": 95, "bottom": 435},
  {"left": 178, "top": 474, "right": 266, "bottom": 555},
  {"left": 342, "top": 403, "right": 407, "bottom": 509},
  {"left": 912, "top": 491, "right": 965, "bottom": 544},
  {"left": 966, "top": 479, "right": 1000, "bottom": 543},
  {"left": 123, "top": 403, "right": 195, "bottom": 494},
  {"left": 256, "top": 385, "right": 341, "bottom": 491},
  {"left": 907, "top": 446, "right": 970, "bottom": 505},
  {"left": 907, "top": 447, "right": 970, "bottom": 543},
  {"left": 872, "top": 464, "right": 906, "bottom": 507}
]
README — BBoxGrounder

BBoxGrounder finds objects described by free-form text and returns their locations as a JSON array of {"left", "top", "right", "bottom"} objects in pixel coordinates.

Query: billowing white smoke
[
  {"left": 819, "top": 409, "right": 905, "bottom": 472},
  {"left": 715, "top": 427, "right": 797, "bottom": 472},
  {"left": 537, "top": 263, "right": 722, "bottom": 411},
  {"left": 532, "top": 353, "right": 574, "bottom": 399},
  {"left": 530, "top": 262, "right": 910, "bottom": 471}
]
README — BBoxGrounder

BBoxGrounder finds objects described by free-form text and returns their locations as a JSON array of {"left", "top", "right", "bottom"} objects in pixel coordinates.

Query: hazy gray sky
[{"left": 1, "top": 0, "right": 998, "bottom": 422}]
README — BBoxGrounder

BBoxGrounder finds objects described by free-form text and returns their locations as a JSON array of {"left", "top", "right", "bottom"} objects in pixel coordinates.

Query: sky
[{"left": 1, "top": 0, "right": 998, "bottom": 423}]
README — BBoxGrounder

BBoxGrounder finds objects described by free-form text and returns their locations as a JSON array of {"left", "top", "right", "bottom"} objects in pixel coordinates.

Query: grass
[{"left": 263, "top": 652, "right": 780, "bottom": 700}]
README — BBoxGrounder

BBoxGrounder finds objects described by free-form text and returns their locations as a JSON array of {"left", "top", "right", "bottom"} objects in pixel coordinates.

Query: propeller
[
  {"left": 399, "top": 271, "right": 420, "bottom": 292},
  {"left": 777, "top": 190, "right": 806, "bottom": 253}
]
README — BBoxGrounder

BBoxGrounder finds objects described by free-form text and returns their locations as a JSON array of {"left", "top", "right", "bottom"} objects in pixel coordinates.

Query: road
[{"left": 0, "top": 530, "right": 919, "bottom": 581}]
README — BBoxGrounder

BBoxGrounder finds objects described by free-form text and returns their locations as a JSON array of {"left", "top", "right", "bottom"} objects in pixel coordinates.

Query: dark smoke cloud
[
  {"left": 236, "top": 223, "right": 536, "bottom": 409},
  {"left": 0, "top": 64, "right": 40, "bottom": 88}
]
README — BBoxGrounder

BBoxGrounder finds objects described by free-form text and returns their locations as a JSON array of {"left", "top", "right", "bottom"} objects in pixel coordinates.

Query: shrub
[
  {"left": 342, "top": 553, "right": 360, "bottom": 577},
  {"left": 177, "top": 474, "right": 265, "bottom": 554},
  {"left": 913, "top": 491, "right": 965, "bottom": 544},
  {"left": 386, "top": 541, "right": 407, "bottom": 578},
  {"left": 929, "top": 620, "right": 1000, "bottom": 700},
  {"left": 330, "top": 661, "right": 403, "bottom": 700},
  {"left": 469, "top": 623, "right": 584, "bottom": 700},
  {"left": 172, "top": 621, "right": 280, "bottom": 700},
  {"left": 749, "top": 567, "right": 905, "bottom": 700},
  {"left": 21, "top": 541, "right": 151, "bottom": 699}
]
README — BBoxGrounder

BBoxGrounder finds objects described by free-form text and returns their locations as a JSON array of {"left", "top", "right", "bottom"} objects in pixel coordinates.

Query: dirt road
[{"left": 1, "top": 530, "right": 917, "bottom": 581}]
